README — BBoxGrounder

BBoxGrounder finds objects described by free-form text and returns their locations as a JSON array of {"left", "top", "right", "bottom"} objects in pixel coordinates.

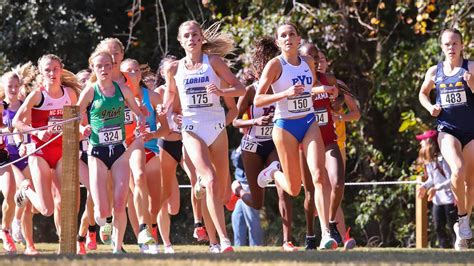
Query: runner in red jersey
[
  {"left": 13, "top": 54, "right": 79, "bottom": 251},
  {"left": 299, "top": 44, "right": 356, "bottom": 250}
]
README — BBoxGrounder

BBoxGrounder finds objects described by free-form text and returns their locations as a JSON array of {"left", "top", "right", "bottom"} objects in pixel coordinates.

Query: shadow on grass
[{"left": 4, "top": 249, "right": 474, "bottom": 264}]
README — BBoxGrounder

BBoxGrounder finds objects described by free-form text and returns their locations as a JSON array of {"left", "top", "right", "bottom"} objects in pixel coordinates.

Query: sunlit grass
[{"left": 1, "top": 244, "right": 474, "bottom": 265}]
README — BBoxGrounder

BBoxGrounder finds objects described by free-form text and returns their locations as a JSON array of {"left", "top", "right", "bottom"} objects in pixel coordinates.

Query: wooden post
[
  {"left": 416, "top": 174, "right": 428, "bottom": 248},
  {"left": 60, "top": 106, "right": 80, "bottom": 254}
]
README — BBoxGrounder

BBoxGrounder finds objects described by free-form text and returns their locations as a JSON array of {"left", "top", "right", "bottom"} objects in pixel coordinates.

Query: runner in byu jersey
[
  {"left": 254, "top": 23, "right": 337, "bottom": 249},
  {"left": 232, "top": 37, "right": 297, "bottom": 251}
]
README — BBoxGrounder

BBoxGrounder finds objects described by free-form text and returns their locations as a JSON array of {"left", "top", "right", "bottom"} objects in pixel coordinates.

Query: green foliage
[{"left": 0, "top": 1, "right": 102, "bottom": 71}]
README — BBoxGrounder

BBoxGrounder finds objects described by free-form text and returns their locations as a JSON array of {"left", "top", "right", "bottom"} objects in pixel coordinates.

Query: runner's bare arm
[
  {"left": 254, "top": 58, "right": 289, "bottom": 107},
  {"left": 419, "top": 66, "right": 440, "bottom": 117},
  {"left": 233, "top": 84, "right": 256, "bottom": 128},
  {"left": 12, "top": 90, "right": 42, "bottom": 133},
  {"left": 209, "top": 55, "right": 245, "bottom": 97}
]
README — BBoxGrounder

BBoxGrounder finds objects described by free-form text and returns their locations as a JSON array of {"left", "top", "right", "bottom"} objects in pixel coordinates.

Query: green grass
[{"left": 1, "top": 244, "right": 474, "bottom": 265}]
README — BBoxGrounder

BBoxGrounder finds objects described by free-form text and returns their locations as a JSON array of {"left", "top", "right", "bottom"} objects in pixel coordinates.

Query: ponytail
[
  {"left": 61, "top": 69, "right": 82, "bottom": 96},
  {"left": 251, "top": 36, "right": 279, "bottom": 77},
  {"left": 178, "top": 20, "right": 235, "bottom": 57}
]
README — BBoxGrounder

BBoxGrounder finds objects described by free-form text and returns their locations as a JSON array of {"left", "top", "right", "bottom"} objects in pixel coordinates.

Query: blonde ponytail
[
  {"left": 178, "top": 20, "right": 235, "bottom": 57},
  {"left": 4, "top": 62, "right": 40, "bottom": 99},
  {"left": 61, "top": 69, "right": 82, "bottom": 97}
]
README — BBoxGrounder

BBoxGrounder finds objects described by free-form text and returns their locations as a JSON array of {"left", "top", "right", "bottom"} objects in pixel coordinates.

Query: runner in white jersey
[
  {"left": 163, "top": 20, "right": 245, "bottom": 253},
  {"left": 254, "top": 22, "right": 337, "bottom": 249},
  {"left": 232, "top": 36, "right": 297, "bottom": 251},
  {"left": 175, "top": 54, "right": 227, "bottom": 145},
  {"left": 154, "top": 57, "right": 208, "bottom": 251}
]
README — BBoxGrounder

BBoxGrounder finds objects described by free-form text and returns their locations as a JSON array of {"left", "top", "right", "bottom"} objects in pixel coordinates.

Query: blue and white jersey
[{"left": 271, "top": 56, "right": 314, "bottom": 120}]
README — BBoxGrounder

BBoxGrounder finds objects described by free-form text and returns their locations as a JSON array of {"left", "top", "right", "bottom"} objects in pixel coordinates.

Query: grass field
[{"left": 1, "top": 244, "right": 474, "bottom": 265}]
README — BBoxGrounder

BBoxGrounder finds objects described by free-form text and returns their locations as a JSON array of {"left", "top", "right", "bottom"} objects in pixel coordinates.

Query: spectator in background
[
  {"left": 231, "top": 146, "right": 263, "bottom": 246},
  {"left": 416, "top": 130, "right": 458, "bottom": 249}
]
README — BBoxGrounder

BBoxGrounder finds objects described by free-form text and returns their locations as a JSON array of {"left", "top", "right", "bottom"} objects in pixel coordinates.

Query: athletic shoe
[
  {"left": 193, "top": 226, "right": 209, "bottom": 242},
  {"left": 231, "top": 180, "right": 242, "bottom": 196},
  {"left": 220, "top": 238, "right": 234, "bottom": 253},
  {"left": 140, "top": 243, "right": 159, "bottom": 254},
  {"left": 194, "top": 177, "right": 206, "bottom": 199},
  {"left": 112, "top": 240, "right": 127, "bottom": 254},
  {"left": 76, "top": 241, "right": 86, "bottom": 255},
  {"left": 225, "top": 192, "right": 239, "bottom": 211},
  {"left": 319, "top": 233, "right": 337, "bottom": 250},
  {"left": 454, "top": 222, "right": 469, "bottom": 250},
  {"left": 457, "top": 215, "right": 472, "bottom": 240},
  {"left": 24, "top": 246, "right": 39, "bottom": 255},
  {"left": 14, "top": 179, "right": 30, "bottom": 208},
  {"left": 305, "top": 235, "right": 317, "bottom": 250},
  {"left": 329, "top": 221, "right": 343, "bottom": 245},
  {"left": 454, "top": 237, "right": 468, "bottom": 250},
  {"left": 11, "top": 219, "right": 25, "bottom": 244},
  {"left": 99, "top": 222, "right": 112, "bottom": 245},
  {"left": 86, "top": 231, "right": 97, "bottom": 250},
  {"left": 282, "top": 241, "right": 298, "bottom": 252},
  {"left": 113, "top": 249, "right": 126, "bottom": 254},
  {"left": 343, "top": 227, "right": 356, "bottom": 250},
  {"left": 209, "top": 243, "right": 220, "bottom": 253},
  {"left": 257, "top": 161, "right": 280, "bottom": 188},
  {"left": 138, "top": 227, "right": 156, "bottom": 245},
  {"left": 1, "top": 230, "right": 16, "bottom": 254},
  {"left": 94, "top": 210, "right": 106, "bottom": 227},
  {"left": 164, "top": 244, "right": 175, "bottom": 254}
]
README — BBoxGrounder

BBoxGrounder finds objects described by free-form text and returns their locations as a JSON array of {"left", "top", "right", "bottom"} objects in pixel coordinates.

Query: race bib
[
  {"left": 135, "top": 124, "right": 151, "bottom": 137},
  {"left": 98, "top": 126, "right": 123, "bottom": 145},
  {"left": 254, "top": 125, "right": 273, "bottom": 139},
  {"left": 215, "top": 122, "right": 225, "bottom": 131},
  {"left": 25, "top": 143, "right": 36, "bottom": 155},
  {"left": 124, "top": 108, "right": 134, "bottom": 125},
  {"left": 6, "top": 135, "right": 14, "bottom": 145},
  {"left": 241, "top": 139, "right": 258, "bottom": 153},
  {"left": 186, "top": 87, "right": 212, "bottom": 108},
  {"left": 80, "top": 139, "right": 89, "bottom": 151},
  {"left": 440, "top": 90, "right": 467, "bottom": 107},
  {"left": 48, "top": 116, "right": 63, "bottom": 134},
  {"left": 314, "top": 109, "right": 329, "bottom": 126},
  {"left": 182, "top": 124, "right": 195, "bottom": 132},
  {"left": 287, "top": 93, "right": 311, "bottom": 113}
]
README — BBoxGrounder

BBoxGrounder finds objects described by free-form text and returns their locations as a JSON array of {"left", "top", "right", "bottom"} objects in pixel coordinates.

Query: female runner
[
  {"left": 419, "top": 28, "right": 474, "bottom": 247},
  {"left": 163, "top": 21, "right": 245, "bottom": 252},
  {"left": 13, "top": 55, "right": 80, "bottom": 248},
  {"left": 254, "top": 23, "right": 336, "bottom": 249},
  {"left": 232, "top": 37, "right": 297, "bottom": 251},
  {"left": 77, "top": 50, "right": 145, "bottom": 254}
]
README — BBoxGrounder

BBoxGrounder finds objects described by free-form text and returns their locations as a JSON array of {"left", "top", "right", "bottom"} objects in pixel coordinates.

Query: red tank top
[
  {"left": 31, "top": 87, "right": 71, "bottom": 147},
  {"left": 312, "top": 73, "right": 333, "bottom": 127}
]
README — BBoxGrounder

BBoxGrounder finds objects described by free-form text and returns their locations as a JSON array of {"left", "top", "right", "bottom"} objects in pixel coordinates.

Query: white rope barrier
[
  {"left": 345, "top": 180, "right": 422, "bottom": 186},
  {"left": 176, "top": 180, "right": 421, "bottom": 189},
  {"left": 0, "top": 116, "right": 81, "bottom": 137},
  {"left": 0, "top": 133, "right": 63, "bottom": 169}
]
